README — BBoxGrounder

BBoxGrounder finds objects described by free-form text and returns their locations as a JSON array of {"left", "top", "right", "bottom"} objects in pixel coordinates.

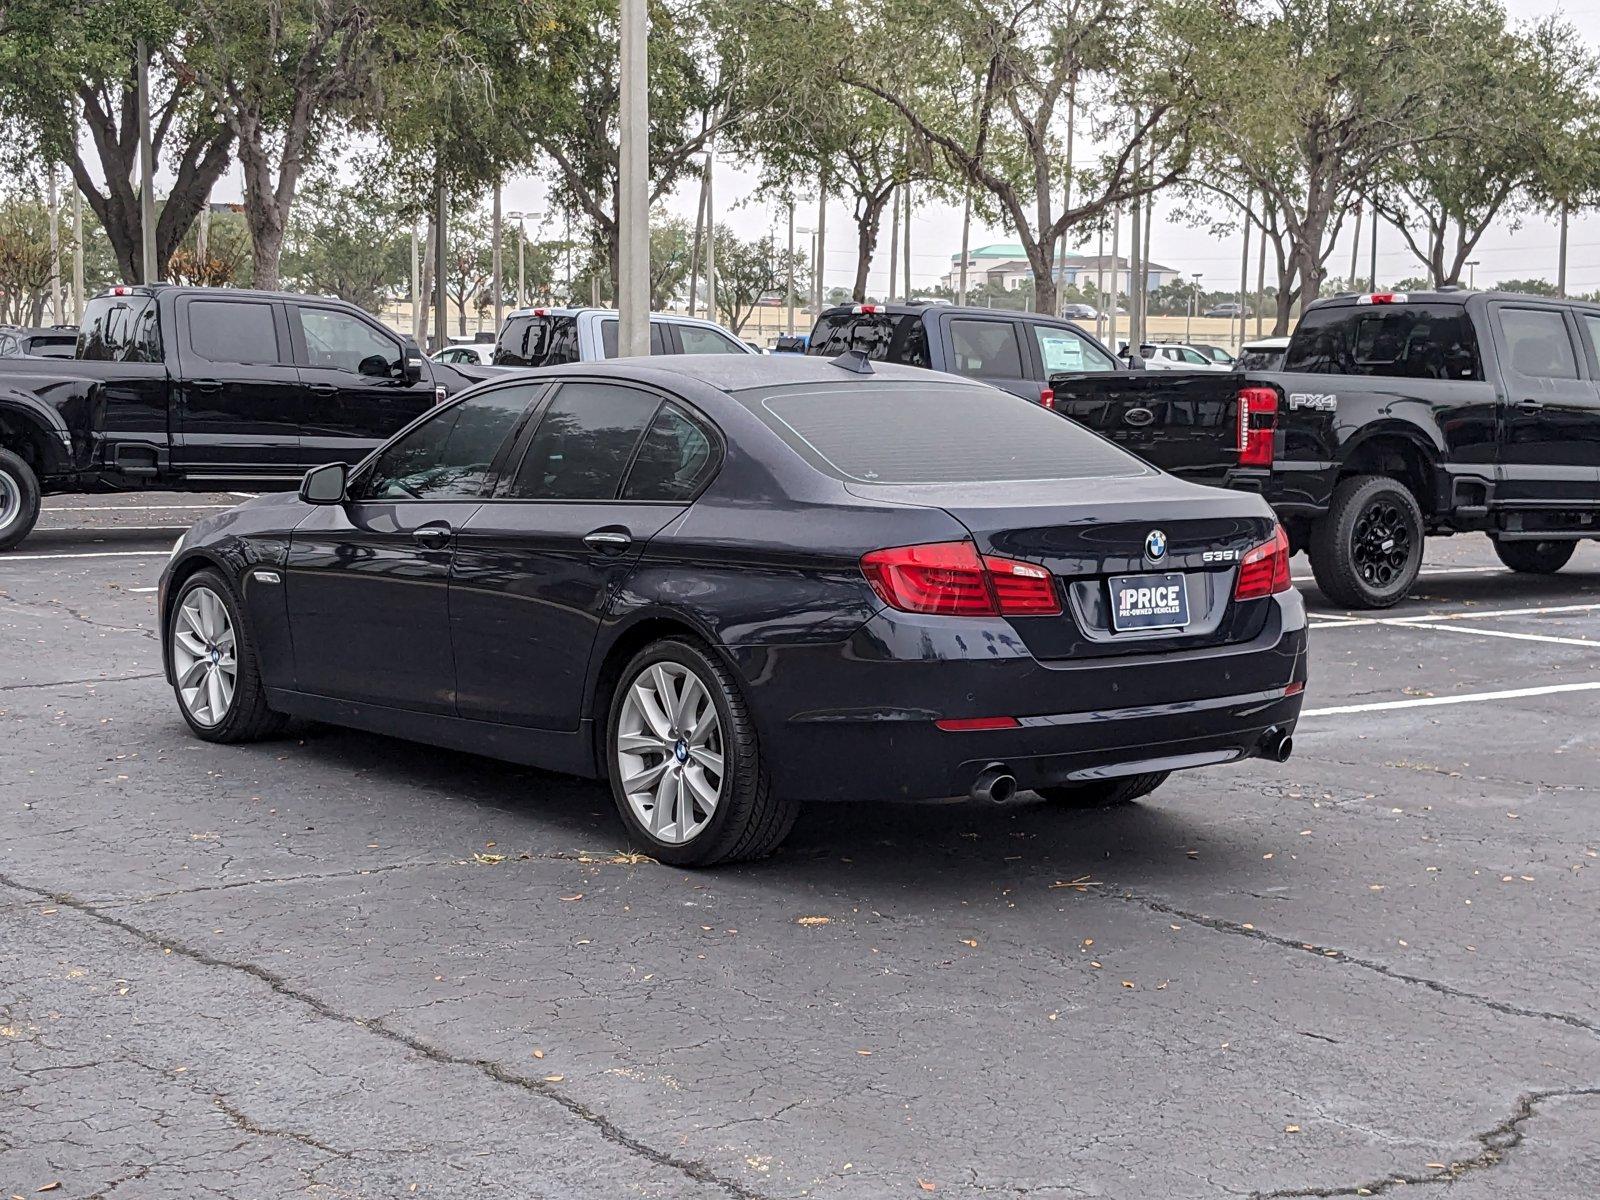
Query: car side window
[
  {"left": 1032, "top": 324, "right": 1114, "bottom": 373},
  {"left": 949, "top": 318, "right": 1024, "bottom": 378},
  {"left": 676, "top": 324, "right": 744, "bottom": 355},
  {"left": 504, "top": 382, "right": 659, "bottom": 500},
  {"left": 1499, "top": 309, "right": 1579, "bottom": 380},
  {"left": 358, "top": 384, "right": 537, "bottom": 501},
  {"left": 299, "top": 307, "right": 403, "bottom": 377},
  {"left": 622, "top": 403, "right": 718, "bottom": 501},
  {"left": 601, "top": 320, "right": 667, "bottom": 357},
  {"left": 1581, "top": 315, "right": 1600, "bottom": 368},
  {"left": 188, "top": 299, "right": 281, "bottom": 365}
]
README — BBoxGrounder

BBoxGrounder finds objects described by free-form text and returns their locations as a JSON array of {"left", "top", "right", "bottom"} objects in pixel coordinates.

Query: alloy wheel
[
  {"left": 0, "top": 468, "right": 19, "bottom": 529},
  {"left": 172, "top": 586, "right": 238, "bottom": 727},
  {"left": 614, "top": 661, "right": 724, "bottom": 845},
  {"left": 1351, "top": 498, "right": 1415, "bottom": 589}
]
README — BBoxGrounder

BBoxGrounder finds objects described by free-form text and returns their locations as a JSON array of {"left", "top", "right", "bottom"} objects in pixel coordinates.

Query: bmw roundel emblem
[{"left": 1145, "top": 529, "right": 1168, "bottom": 561}]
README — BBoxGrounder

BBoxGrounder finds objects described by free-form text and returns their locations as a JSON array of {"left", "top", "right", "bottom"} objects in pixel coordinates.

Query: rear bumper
[{"left": 726, "top": 592, "right": 1309, "bottom": 803}]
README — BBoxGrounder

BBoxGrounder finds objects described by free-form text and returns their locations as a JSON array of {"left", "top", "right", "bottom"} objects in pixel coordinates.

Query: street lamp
[
  {"left": 1465, "top": 259, "right": 1480, "bottom": 289},
  {"left": 796, "top": 226, "right": 818, "bottom": 313},
  {"left": 1187, "top": 272, "right": 1202, "bottom": 343},
  {"left": 506, "top": 210, "right": 532, "bottom": 306}
]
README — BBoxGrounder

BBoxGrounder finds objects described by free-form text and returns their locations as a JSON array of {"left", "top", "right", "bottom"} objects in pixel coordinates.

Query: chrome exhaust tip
[{"left": 971, "top": 764, "right": 1017, "bottom": 804}]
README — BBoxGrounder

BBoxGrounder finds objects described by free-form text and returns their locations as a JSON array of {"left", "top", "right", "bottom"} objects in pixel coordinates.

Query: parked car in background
[
  {"left": 771, "top": 333, "right": 809, "bottom": 354},
  {"left": 160, "top": 354, "right": 1306, "bottom": 866},
  {"left": 0, "top": 284, "right": 479, "bottom": 551},
  {"left": 1138, "top": 343, "right": 1233, "bottom": 371},
  {"left": 1062, "top": 303, "right": 1099, "bottom": 321},
  {"left": 493, "top": 307, "right": 754, "bottom": 367},
  {"left": 432, "top": 342, "right": 497, "bottom": 365},
  {"left": 1205, "top": 302, "right": 1252, "bottom": 319},
  {"left": 807, "top": 302, "right": 1120, "bottom": 404},
  {"left": 0, "top": 326, "right": 79, "bottom": 359},
  {"left": 1051, "top": 290, "right": 1600, "bottom": 608},
  {"left": 1237, "top": 336, "right": 1292, "bottom": 370},
  {"left": 1187, "top": 342, "right": 1237, "bottom": 366}
]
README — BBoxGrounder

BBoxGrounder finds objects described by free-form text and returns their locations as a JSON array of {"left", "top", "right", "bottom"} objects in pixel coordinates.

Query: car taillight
[
  {"left": 861, "top": 540, "right": 1061, "bottom": 616},
  {"left": 1234, "top": 526, "right": 1291, "bottom": 600},
  {"left": 1237, "top": 385, "right": 1277, "bottom": 467},
  {"left": 1039, "top": 387, "right": 1055, "bottom": 410},
  {"left": 1356, "top": 293, "right": 1407, "bottom": 305}
]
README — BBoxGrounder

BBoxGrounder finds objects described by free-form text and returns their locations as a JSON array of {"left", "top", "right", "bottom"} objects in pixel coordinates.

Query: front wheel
[
  {"left": 1492, "top": 537, "right": 1575, "bottom": 575},
  {"left": 606, "top": 639, "right": 798, "bottom": 867},
  {"left": 1309, "top": 475, "right": 1424, "bottom": 609},
  {"left": 0, "top": 448, "right": 42, "bottom": 552},
  {"left": 1034, "top": 772, "right": 1169, "bottom": 808},
  {"left": 169, "top": 569, "right": 286, "bottom": 742}
]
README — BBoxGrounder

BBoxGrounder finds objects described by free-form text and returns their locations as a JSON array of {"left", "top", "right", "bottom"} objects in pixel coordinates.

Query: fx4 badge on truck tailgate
[{"left": 1288, "top": 392, "right": 1337, "bottom": 412}]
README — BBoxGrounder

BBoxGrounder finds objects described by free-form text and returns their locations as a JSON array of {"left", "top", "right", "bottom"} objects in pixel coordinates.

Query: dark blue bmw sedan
[{"left": 160, "top": 354, "right": 1307, "bottom": 865}]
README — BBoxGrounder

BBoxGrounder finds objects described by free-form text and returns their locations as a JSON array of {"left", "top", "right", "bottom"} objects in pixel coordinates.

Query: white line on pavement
[
  {"left": 42, "top": 503, "right": 231, "bottom": 512},
  {"left": 1305, "top": 680, "right": 1600, "bottom": 717},
  {"left": 227, "top": 491, "right": 259, "bottom": 500},
  {"left": 1292, "top": 565, "right": 1502, "bottom": 584},
  {"left": 35, "top": 525, "right": 186, "bottom": 533},
  {"left": 1, "top": 551, "right": 168, "bottom": 562},
  {"left": 1392, "top": 621, "right": 1600, "bottom": 648},
  {"left": 128, "top": 586, "right": 158, "bottom": 593}
]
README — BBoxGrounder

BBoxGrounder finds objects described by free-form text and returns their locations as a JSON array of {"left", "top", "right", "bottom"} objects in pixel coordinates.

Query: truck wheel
[
  {"left": 1035, "top": 772, "right": 1169, "bottom": 808},
  {"left": 1492, "top": 538, "right": 1575, "bottom": 575},
  {"left": 0, "top": 448, "right": 42, "bottom": 552},
  {"left": 1309, "top": 475, "right": 1424, "bottom": 609}
]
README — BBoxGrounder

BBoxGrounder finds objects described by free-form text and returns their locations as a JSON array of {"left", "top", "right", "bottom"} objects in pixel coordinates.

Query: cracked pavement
[{"left": 3, "top": 496, "right": 1599, "bottom": 1198}]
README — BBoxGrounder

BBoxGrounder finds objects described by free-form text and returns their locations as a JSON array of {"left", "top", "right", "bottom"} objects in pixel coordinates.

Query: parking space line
[
  {"left": 33, "top": 525, "right": 186, "bottom": 533},
  {"left": 42, "top": 503, "right": 232, "bottom": 512},
  {"left": 1394, "top": 621, "right": 1600, "bottom": 648},
  {"left": 1, "top": 551, "right": 169, "bottom": 562},
  {"left": 1305, "top": 680, "right": 1600, "bottom": 717},
  {"left": 1310, "top": 601, "right": 1600, "bottom": 630},
  {"left": 1292, "top": 565, "right": 1501, "bottom": 584}
]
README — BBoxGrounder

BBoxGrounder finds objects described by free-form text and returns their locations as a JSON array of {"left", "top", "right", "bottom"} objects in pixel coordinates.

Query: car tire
[
  {"left": 0, "top": 447, "right": 43, "bottom": 552},
  {"left": 1034, "top": 772, "right": 1169, "bottom": 808},
  {"left": 1309, "top": 474, "right": 1424, "bottom": 609},
  {"left": 1491, "top": 537, "right": 1576, "bottom": 575},
  {"left": 606, "top": 638, "right": 799, "bottom": 867},
  {"left": 169, "top": 568, "right": 287, "bottom": 743}
]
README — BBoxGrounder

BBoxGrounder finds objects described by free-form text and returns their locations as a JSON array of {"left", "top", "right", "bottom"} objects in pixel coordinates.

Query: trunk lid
[
  {"left": 846, "top": 475, "right": 1279, "bottom": 661},
  {"left": 1049, "top": 370, "right": 1244, "bottom": 483}
]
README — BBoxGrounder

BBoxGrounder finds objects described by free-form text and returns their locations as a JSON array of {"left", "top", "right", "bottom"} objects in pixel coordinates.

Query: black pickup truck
[
  {"left": 1049, "top": 290, "right": 1600, "bottom": 608},
  {"left": 0, "top": 284, "right": 479, "bottom": 550}
]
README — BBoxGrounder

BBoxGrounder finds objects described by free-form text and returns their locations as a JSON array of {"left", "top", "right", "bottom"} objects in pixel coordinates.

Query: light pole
[
  {"left": 1465, "top": 259, "right": 1480, "bottom": 289},
  {"left": 785, "top": 203, "right": 796, "bottom": 336},
  {"left": 797, "top": 226, "right": 817, "bottom": 312},
  {"left": 1187, "top": 272, "right": 1202, "bottom": 343},
  {"left": 507, "top": 211, "right": 530, "bottom": 306},
  {"left": 136, "top": 39, "right": 156, "bottom": 282},
  {"left": 617, "top": 0, "right": 650, "bottom": 356}
]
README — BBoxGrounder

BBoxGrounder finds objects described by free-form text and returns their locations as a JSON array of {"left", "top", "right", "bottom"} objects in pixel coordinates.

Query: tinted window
[
  {"left": 299, "top": 307, "right": 401, "bottom": 376},
  {"left": 1033, "top": 324, "right": 1114, "bottom": 373},
  {"left": 623, "top": 404, "right": 718, "bottom": 501},
  {"left": 676, "top": 324, "right": 744, "bottom": 354},
  {"left": 600, "top": 320, "right": 666, "bottom": 358},
  {"left": 506, "top": 382, "right": 659, "bottom": 500},
  {"left": 1582, "top": 314, "right": 1600, "bottom": 364},
  {"left": 949, "top": 319, "right": 1024, "bottom": 377},
  {"left": 1499, "top": 309, "right": 1578, "bottom": 380},
  {"left": 359, "top": 385, "right": 534, "bottom": 500},
  {"left": 1285, "top": 303, "right": 1482, "bottom": 380},
  {"left": 27, "top": 335, "right": 78, "bottom": 358},
  {"left": 495, "top": 314, "right": 579, "bottom": 367},
  {"left": 0, "top": 334, "right": 14, "bottom": 355},
  {"left": 745, "top": 381, "right": 1146, "bottom": 484},
  {"left": 189, "top": 300, "right": 279, "bottom": 365},
  {"left": 78, "top": 295, "right": 161, "bottom": 363},
  {"left": 807, "top": 312, "right": 930, "bottom": 368}
]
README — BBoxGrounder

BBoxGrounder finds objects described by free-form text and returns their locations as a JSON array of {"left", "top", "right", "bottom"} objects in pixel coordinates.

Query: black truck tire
[
  {"left": 1491, "top": 537, "right": 1576, "bottom": 575},
  {"left": 1034, "top": 772, "right": 1169, "bottom": 808},
  {"left": 0, "top": 448, "right": 42, "bottom": 552},
  {"left": 1309, "top": 474, "right": 1424, "bottom": 609}
]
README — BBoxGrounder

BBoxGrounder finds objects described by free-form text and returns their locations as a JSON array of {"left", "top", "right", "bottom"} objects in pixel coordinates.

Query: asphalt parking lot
[{"left": 3, "top": 493, "right": 1598, "bottom": 1199}]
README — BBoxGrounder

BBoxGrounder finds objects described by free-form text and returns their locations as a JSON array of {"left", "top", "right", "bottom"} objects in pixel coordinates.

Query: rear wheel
[
  {"left": 1491, "top": 537, "right": 1575, "bottom": 575},
  {"left": 1309, "top": 474, "right": 1424, "bottom": 609},
  {"left": 606, "top": 638, "right": 798, "bottom": 867},
  {"left": 0, "top": 448, "right": 42, "bottom": 552},
  {"left": 1034, "top": 772, "right": 1169, "bottom": 809},
  {"left": 169, "top": 569, "right": 286, "bottom": 743}
]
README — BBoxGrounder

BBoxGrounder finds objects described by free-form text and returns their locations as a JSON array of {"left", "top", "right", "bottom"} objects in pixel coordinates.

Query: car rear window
[
  {"left": 739, "top": 381, "right": 1147, "bottom": 485},
  {"left": 78, "top": 294, "right": 161, "bottom": 363},
  {"left": 807, "top": 312, "right": 930, "bottom": 368},
  {"left": 495, "top": 314, "right": 580, "bottom": 367},
  {"left": 1284, "top": 303, "right": 1482, "bottom": 380}
]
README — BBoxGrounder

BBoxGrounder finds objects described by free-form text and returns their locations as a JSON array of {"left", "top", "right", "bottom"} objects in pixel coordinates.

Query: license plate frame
[{"left": 1109, "top": 572, "right": 1190, "bottom": 632}]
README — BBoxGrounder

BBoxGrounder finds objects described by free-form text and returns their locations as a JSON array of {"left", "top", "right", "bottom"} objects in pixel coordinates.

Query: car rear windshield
[
  {"left": 494, "top": 314, "right": 580, "bottom": 367},
  {"left": 78, "top": 294, "right": 161, "bottom": 363},
  {"left": 1284, "top": 303, "right": 1482, "bottom": 380},
  {"left": 807, "top": 312, "right": 930, "bottom": 368},
  {"left": 738, "top": 381, "right": 1148, "bottom": 485}
]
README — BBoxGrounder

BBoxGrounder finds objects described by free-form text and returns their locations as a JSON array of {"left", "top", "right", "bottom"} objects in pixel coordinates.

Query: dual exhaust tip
[{"left": 966, "top": 727, "right": 1294, "bottom": 805}]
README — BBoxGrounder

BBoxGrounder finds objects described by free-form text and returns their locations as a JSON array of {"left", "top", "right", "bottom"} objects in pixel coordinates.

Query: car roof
[
  {"left": 816, "top": 302, "right": 1080, "bottom": 322},
  {"left": 502, "top": 306, "right": 732, "bottom": 329},
  {"left": 494, "top": 352, "right": 951, "bottom": 394}
]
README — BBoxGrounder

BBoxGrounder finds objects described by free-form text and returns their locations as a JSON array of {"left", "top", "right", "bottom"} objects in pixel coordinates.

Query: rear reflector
[
  {"left": 1356, "top": 293, "right": 1407, "bottom": 305},
  {"left": 1285, "top": 680, "right": 1305, "bottom": 696},
  {"left": 1237, "top": 385, "right": 1278, "bottom": 467},
  {"left": 1039, "top": 387, "right": 1056, "bottom": 410},
  {"left": 861, "top": 540, "right": 1061, "bottom": 616},
  {"left": 935, "top": 716, "right": 1021, "bottom": 732},
  {"left": 1234, "top": 526, "right": 1292, "bottom": 600}
]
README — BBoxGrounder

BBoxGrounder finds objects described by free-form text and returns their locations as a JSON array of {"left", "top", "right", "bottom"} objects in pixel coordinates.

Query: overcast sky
[{"left": 201, "top": 0, "right": 1600, "bottom": 296}]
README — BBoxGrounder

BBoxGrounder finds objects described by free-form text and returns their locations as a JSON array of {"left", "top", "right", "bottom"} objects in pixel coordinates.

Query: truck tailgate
[{"left": 1050, "top": 371, "right": 1243, "bottom": 483}]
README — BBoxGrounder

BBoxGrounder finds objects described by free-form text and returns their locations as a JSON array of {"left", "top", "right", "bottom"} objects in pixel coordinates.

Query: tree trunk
[{"left": 852, "top": 192, "right": 891, "bottom": 303}]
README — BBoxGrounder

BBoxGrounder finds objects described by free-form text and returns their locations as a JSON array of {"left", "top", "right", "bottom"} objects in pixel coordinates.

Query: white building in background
[{"left": 942, "top": 243, "right": 1181, "bottom": 295}]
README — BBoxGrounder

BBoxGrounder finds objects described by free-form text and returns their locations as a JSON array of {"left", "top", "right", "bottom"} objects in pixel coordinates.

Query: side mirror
[
  {"left": 402, "top": 351, "right": 425, "bottom": 384},
  {"left": 299, "top": 461, "right": 348, "bottom": 505}
]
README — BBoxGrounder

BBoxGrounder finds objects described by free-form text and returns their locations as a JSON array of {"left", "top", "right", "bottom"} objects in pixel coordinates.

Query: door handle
[
  {"left": 413, "top": 523, "right": 452, "bottom": 550},
  {"left": 191, "top": 379, "right": 222, "bottom": 393},
  {"left": 583, "top": 529, "right": 633, "bottom": 553},
  {"left": 1518, "top": 398, "right": 1545, "bottom": 410},
  {"left": 306, "top": 382, "right": 338, "bottom": 396}
]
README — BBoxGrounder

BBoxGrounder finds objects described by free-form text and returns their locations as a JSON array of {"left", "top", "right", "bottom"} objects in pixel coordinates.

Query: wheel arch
[
  {"left": 1339, "top": 426, "right": 1444, "bottom": 516},
  {"left": 159, "top": 551, "right": 232, "bottom": 684},
  {"left": 0, "top": 392, "right": 74, "bottom": 479}
]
